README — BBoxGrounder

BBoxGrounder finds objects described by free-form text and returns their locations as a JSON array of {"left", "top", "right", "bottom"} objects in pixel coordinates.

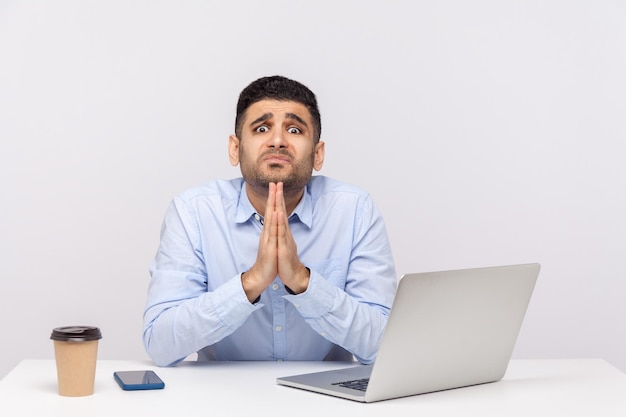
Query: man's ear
[
  {"left": 313, "top": 141, "right": 325, "bottom": 171},
  {"left": 228, "top": 134, "right": 240, "bottom": 166}
]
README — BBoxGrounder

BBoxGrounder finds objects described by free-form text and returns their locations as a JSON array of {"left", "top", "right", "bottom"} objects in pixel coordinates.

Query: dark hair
[{"left": 235, "top": 75, "right": 321, "bottom": 141}]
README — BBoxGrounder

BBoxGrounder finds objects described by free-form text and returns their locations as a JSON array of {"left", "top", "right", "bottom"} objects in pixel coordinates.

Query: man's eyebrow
[
  {"left": 286, "top": 112, "right": 308, "bottom": 127},
  {"left": 249, "top": 112, "right": 309, "bottom": 128},
  {"left": 250, "top": 113, "right": 273, "bottom": 126}
]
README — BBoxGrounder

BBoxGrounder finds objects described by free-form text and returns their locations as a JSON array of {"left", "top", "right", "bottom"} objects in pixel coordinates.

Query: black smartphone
[{"left": 113, "top": 370, "right": 165, "bottom": 391}]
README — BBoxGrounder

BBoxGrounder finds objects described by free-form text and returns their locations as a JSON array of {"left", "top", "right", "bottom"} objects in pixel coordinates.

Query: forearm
[
  {"left": 283, "top": 272, "right": 392, "bottom": 364},
  {"left": 143, "top": 274, "right": 260, "bottom": 366}
]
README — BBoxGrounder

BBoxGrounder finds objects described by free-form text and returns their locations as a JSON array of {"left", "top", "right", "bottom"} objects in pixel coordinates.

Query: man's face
[{"left": 229, "top": 99, "right": 325, "bottom": 193}]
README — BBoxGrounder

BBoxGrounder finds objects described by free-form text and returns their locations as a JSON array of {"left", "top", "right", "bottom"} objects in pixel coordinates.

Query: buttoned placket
[
  {"left": 269, "top": 278, "right": 287, "bottom": 361},
  {"left": 251, "top": 211, "right": 297, "bottom": 361}
]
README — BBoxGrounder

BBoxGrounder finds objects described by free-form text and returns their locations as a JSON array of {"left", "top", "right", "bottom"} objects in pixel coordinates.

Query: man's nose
[{"left": 268, "top": 129, "right": 287, "bottom": 148}]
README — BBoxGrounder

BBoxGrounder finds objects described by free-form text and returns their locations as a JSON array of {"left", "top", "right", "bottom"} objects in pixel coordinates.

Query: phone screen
[{"left": 113, "top": 370, "right": 165, "bottom": 390}]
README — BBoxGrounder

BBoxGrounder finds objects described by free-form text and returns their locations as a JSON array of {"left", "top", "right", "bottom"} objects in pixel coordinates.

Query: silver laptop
[{"left": 277, "top": 263, "right": 540, "bottom": 402}]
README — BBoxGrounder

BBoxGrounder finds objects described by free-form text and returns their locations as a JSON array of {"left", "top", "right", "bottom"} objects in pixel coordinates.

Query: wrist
[
  {"left": 241, "top": 271, "right": 262, "bottom": 304},
  {"left": 285, "top": 267, "right": 310, "bottom": 295}
]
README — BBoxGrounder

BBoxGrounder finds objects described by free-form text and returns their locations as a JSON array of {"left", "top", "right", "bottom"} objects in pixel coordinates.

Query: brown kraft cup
[{"left": 50, "top": 326, "right": 102, "bottom": 397}]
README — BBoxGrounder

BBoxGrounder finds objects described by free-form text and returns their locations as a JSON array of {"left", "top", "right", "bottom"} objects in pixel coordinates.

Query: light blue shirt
[{"left": 143, "top": 175, "right": 397, "bottom": 366}]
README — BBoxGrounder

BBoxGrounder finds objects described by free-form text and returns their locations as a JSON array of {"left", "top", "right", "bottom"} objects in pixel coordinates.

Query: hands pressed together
[{"left": 242, "top": 182, "right": 310, "bottom": 303}]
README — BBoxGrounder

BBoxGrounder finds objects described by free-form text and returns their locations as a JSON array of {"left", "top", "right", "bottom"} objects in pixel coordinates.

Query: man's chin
[
  {"left": 258, "top": 169, "right": 294, "bottom": 186},
  {"left": 246, "top": 174, "right": 310, "bottom": 192}
]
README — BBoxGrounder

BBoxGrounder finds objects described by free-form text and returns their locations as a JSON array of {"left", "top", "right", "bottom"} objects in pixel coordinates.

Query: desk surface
[{"left": 1, "top": 359, "right": 625, "bottom": 416}]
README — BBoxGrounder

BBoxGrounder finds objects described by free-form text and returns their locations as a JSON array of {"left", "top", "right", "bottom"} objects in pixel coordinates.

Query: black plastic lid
[{"left": 50, "top": 326, "right": 102, "bottom": 342}]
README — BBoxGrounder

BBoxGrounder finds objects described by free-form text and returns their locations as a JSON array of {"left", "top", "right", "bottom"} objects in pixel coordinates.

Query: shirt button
[
  {"left": 275, "top": 325, "right": 283, "bottom": 332},
  {"left": 272, "top": 283, "right": 280, "bottom": 291}
]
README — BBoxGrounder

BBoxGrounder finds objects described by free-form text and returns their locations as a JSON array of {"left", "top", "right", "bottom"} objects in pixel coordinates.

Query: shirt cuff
[
  {"left": 210, "top": 274, "right": 264, "bottom": 325},
  {"left": 282, "top": 269, "right": 336, "bottom": 318}
]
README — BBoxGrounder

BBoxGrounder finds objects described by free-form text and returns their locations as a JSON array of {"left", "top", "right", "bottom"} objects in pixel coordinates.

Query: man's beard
[{"left": 240, "top": 149, "right": 314, "bottom": 194}]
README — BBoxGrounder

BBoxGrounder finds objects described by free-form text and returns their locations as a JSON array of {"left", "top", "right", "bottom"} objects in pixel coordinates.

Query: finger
[
  {"left": 276, "top": 208, "right": 286, "bottom": 243},
  {"left": 275, "top": 182, "right": 295, "bottom": 243},
  {"left": 275, "top": 182, "right": 286, "bottom": 217},
  {"left": 266, "top": 182, "right": 277, "bottom": 218},
  {"left": 276, "top": 200, "right": 297, "bottom": 274},
  {"left": 261, "top": 182, "right": 277, "bottom": 240}
]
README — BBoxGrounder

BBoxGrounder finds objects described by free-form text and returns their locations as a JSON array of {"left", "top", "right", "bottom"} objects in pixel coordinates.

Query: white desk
[{"left": 0, "top": 359, "right": 625, "bottom": 416}]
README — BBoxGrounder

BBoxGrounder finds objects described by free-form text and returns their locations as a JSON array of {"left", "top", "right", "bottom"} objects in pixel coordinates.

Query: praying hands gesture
[{"left": 241, "top": 182, "right": 310, "bottom": 303}]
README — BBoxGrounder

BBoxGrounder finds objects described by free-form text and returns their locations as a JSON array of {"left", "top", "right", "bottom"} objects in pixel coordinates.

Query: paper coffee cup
[{"left": 50, "top": 326, "right": 102, "bottom": 397}]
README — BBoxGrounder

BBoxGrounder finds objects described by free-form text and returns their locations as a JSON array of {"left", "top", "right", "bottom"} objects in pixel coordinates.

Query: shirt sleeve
[
  {"left": 142, "top": 197, "right": 262, "bottom": 367},
  {"left": 283, "top": 194, "right": 397, "bottom": 364}
]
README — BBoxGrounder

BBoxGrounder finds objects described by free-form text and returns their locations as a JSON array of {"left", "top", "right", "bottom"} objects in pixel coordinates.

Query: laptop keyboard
[{"left": 331, "top": 378, "right": 369, "bottom": 392}]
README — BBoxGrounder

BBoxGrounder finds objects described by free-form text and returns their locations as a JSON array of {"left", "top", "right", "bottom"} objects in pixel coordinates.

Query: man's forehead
[{"left": 244, "top": 99, "right": 311, "bottom": 122}]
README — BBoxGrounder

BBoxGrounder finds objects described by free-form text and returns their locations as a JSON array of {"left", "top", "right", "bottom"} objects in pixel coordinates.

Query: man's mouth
[
  {"left": 262, "top": 151, "right": 292, "bottom": 164},
  {"left": 264, "top": 156, "right": 290, "bottom": 164}
]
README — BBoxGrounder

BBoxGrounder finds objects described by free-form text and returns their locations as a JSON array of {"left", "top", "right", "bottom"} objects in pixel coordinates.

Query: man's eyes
[{"left": 254, "top": 125, "right": 302, "bottom": 134}]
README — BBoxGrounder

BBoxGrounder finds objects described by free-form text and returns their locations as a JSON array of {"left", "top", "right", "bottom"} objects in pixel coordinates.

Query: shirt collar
[{"left": 235, "top": 181, "right": 313, "bottom": 229}]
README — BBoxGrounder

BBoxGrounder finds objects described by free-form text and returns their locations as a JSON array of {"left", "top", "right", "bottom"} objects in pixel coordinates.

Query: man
[{"left": 143, "top": 75, "right": 397, "bottom": 366}]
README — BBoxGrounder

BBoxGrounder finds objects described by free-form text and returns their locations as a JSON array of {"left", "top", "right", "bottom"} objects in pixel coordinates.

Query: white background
[{"left": 1, "top": 1, "right": 624, "bottom": 379}]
